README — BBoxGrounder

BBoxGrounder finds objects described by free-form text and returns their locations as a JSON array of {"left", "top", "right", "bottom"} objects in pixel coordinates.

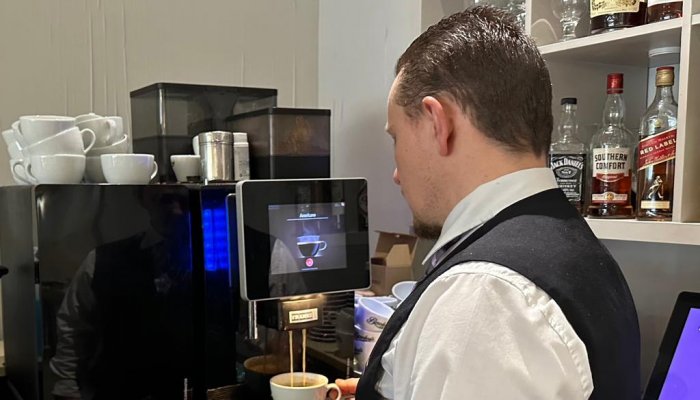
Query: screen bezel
[
  {"left": 643, "top": 291, "right": 700, "bottom": 399},
  {"left": 231, "top": 178, "right": 370, "bottom": 301}
]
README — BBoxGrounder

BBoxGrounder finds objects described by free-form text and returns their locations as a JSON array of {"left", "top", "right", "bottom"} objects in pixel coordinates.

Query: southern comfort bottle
[
  {"left": 637, "top": 67, "right": 677, "bottom": 220},
  {"left": 588, "top": 73, "right": 635, "bottom": 218}
]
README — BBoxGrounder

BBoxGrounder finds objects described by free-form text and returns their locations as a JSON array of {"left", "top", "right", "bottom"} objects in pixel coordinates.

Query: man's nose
[{"left": 393, "top": 168, "right": 400, "bottom": 185}]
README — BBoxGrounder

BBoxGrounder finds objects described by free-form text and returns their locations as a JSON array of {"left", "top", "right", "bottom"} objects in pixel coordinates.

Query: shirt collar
[{"left": 422, "top": 167, "right": 559, "bottom": 265}]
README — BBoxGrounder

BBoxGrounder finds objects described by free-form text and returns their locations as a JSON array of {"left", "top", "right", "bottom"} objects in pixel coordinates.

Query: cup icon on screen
[{"left": 297, "top": 235, "right": 327, "bottom": 258}]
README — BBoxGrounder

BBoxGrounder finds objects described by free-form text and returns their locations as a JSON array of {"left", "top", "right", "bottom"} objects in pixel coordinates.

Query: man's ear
[{"left": 421, "top": 96, "right": 454, "bottom": 157}]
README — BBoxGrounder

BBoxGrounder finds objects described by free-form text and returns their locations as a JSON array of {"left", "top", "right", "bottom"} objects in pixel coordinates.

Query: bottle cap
[
  {"left": 561, "top": 97, "right": 577, "bottom": 105},
  {"left": 656, "top": 66, "right": 675, "bottom": 87},
  {"left": 607, "top": 73, "right": 624, "bottom": 94}
]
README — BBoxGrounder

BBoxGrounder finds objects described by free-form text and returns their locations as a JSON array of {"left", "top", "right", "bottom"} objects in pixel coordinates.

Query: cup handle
[
  {"left": 150, "top": 161, "right": 159, "bottom": 181},
  {"left": 319, "top": 241, "right": 327, "bottom": 252},
  {"left": 325, "top": 383, "right": 342, "bottom": 400},
  {"left": 81, "top": 128, "right": 97, "bottom": 153},
  {"left": 12, "top": 160, "right": 35, "bottom": 184}
]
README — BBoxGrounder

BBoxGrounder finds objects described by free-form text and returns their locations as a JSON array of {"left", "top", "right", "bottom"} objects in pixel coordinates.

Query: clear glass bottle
[
  {"left": 553, "top": 0, "right": 587, "bottom": 41},
  {"left": 550, "top": 98, "right": 587, "bottom": 213},
  {"left": 588, "top": 73, "right": 635, "bottom": 218},
  {"left": 637, "top": 67, "right": 677, "bottom": 220}
]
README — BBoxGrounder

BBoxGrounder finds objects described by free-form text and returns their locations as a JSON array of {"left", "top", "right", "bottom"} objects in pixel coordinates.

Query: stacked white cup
[
  {"left": 3, "top": 113, "right": 157, "bottom": 185},
  {"left": 3, "top": 115, "right": 95, "bottom": 184},
  {"left": 354, "top": 297, "right": 395, "bottom": 373},
  {"left": 76, "top": 113, "right": 138, "bottom": 183},
  {"left": 76, "top": 113, "right": 156, "bottom": 184}
]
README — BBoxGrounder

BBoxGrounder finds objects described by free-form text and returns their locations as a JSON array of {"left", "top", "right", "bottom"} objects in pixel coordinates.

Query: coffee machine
[{"left": 0, "top": 84, "right": 370, "bottom": 400}]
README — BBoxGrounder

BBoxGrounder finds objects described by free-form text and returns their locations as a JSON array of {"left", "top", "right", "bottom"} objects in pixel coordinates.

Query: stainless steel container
[{"left": 198, "top": 131, "right": 234, "bottom": 183}]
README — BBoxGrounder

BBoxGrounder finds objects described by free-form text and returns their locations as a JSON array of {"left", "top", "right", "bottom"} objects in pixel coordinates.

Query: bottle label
[
  {"left": 638, "top": 128, "right": 677, "bottom": 170},
  {"left": 648, "top": 0, "right": 677, "bottom": 5},
  {"left": 550, "top": 154, "right": 586, "bottom": 203},
  {"left": 591, "top": 0, "right": 640, "bottom": 18},
  {"left": 592, "top": 147, "right": 630, "bottom": 182},
  {"left": 641, "top": 199, "right": 671, "bottom": 209},
  {"left": 592, "top": 192, "right": 628, "bottom": 203},
  {"left": 638, "top": 128, "right": 676, "bottom": 210}
]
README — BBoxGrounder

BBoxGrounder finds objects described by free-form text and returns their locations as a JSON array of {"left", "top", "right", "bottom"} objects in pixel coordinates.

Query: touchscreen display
[
  {"left": 660, "top": 308, "right": 700, "bottom": 399},
  {"left": 267, "top": 202, "right": 347, "bottom": 275}
]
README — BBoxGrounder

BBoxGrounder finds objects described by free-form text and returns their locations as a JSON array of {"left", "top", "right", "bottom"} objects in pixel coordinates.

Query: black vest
[{"left": 356, "top": 189, "right": 640, "bottom": 400}]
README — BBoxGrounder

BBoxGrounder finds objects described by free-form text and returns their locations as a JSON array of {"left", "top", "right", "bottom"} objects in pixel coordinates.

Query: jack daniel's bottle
[
  {"left": 637, "top": 67, "right": 677, "bottom": 220},
  {"left": 550, "top": 98, "right": 586, "bottom": 214},
  {"left": 588, "top": 73, "right": 635, "bottom": 218}
]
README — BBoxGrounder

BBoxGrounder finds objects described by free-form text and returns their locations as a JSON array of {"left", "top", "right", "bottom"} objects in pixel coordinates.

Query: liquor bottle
[
  {"left": 549, "top": 98, "right": 587, "bottom": 214},
  {"left": 590, "top": 0, "right": 647, "bottom": 34},
  {"left": 588, "top": 73, "right": 635, "bottom": 218},
  {"left": 647, "top": 0, "right": 682, "bottom": 23},
  {"left": 637, "top": 67, "right": 677, "bottom": 220}
]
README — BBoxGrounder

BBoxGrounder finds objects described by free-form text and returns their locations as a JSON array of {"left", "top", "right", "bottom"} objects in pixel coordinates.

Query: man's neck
[{"left": 442, "top": 152, "right": 546, "bottom": 220}]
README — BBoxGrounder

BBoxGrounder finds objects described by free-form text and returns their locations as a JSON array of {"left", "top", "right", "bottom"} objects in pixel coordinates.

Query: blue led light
[{"left": 202, "top": 200, "right": 231, "bottom": 272}]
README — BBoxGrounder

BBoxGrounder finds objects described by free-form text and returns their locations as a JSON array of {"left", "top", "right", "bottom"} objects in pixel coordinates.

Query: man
[{"left": 338, "top": 6, "right": 640, "bottom": 400}]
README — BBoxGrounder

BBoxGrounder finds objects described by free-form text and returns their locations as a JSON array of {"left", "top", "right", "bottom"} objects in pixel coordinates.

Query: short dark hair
[{"left": 394, "top": 6, "right": 552, "bottom": 156}]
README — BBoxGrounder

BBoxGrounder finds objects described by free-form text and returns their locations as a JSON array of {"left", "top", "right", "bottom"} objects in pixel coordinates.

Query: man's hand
[{"left": 335, "top": 378, "right": 359, "bottom": 395}]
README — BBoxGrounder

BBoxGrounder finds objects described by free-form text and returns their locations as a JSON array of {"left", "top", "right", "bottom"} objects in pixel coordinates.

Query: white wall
[
  {"left": 318, "top": 0, "right": 420, "bottom": 245},
  {"left": 0, "top": 0, "right": 319, "bottom": 185}
]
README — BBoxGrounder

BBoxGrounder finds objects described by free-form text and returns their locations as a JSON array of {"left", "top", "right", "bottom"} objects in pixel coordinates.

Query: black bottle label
[{"left": 550, "top": 153, "right": 586, "bottom": 203}]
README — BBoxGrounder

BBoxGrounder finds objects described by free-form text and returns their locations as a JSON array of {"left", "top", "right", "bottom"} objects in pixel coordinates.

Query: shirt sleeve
[{"left": 383, "top": 262, "right": 593, "bottom": 400}]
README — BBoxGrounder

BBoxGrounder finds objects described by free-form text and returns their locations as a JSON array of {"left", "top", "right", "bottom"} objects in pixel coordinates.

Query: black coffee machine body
[
  {"left": 0, "top": 184, "right": 247, "bottom": 400},
  {"left": 1, "top": 84, "right": 362, "bottom": 399}
]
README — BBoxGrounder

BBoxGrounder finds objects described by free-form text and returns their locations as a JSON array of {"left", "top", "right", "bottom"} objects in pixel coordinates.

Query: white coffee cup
[
  {"left": 170, "top": 154, "right": 201, "bottom": 182},
  {"left": 77, "top": 116, "right": 123, "bottom": 147},
  {"left": 2, "top": 130, "right": 24, "bottom": 159},
  {"left": 2, "top": 128, "right": 19, "bottom": 148},
  {"left": 355, "top": 297, "right": 394, "bottom": 332},
  {"left": 373, "top": 296, "right": 400, "bottom": 309},
  {"left": 391, "top": 281, "right": 416, "bottom": 303},
  {"left": 192, "top": 135, "right": 200, "bottom": 156},
  {"left": 101, "top": 153, "right": 158, "bottom": 184},
  {"left": 269, "top": 372, "right": 341, "bottom": 400},
  {"left": 87, "top": 134, "right": 129, "bottom": 156},
  {"left": 75, "top": 112, "right": 102, "bottom": 124},
  {"left": 22, "top": 127, "right": 96, "bottom": 157},
  {"left": 18, "top": 115, "right": 76, "bottom": 145},
  {"left": 354, "top": 324, "right": 380, "bottom": 373},
  {"left": 12, "top": 154, "right": 86, "bottom": 184},
  {"left": 85, "top": 156, "right": 106, "bottom": 183}
]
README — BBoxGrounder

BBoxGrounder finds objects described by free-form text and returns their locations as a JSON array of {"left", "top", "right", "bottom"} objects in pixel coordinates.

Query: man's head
[{"left": 386, "top": 6, "right": 552, "bottom": 239}]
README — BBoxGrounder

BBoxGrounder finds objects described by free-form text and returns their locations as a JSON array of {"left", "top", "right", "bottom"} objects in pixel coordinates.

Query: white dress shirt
[{"left": 377, "top": 168, "right": 594, "bottom": 400}]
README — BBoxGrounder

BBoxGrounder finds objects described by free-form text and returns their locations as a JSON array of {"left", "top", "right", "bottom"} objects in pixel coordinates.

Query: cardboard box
[{"left": 370, "top": 231, "right": 418, "bottom": 295}]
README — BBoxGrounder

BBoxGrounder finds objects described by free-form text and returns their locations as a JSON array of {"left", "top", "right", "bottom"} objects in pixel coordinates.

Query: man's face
[{"left": 386, "top": 77, "right": 443, "bottom": 239}]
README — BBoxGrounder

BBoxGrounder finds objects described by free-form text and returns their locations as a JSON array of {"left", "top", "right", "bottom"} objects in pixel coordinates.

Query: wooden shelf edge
[
  {"left": 585, "top": 218, "right": 700, "bottom": 245},
  {"left": 539, "top": 19, "right": 682, "bottom": 55}
]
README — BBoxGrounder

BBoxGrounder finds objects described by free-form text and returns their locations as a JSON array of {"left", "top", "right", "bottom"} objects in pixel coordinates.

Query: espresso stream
[{"left": 287, "top": 329, "right": 309, "bottom": 388}]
